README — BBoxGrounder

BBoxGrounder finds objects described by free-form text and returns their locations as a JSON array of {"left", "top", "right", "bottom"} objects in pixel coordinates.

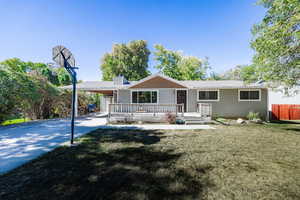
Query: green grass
[
  {"left": 1, "top": 124, "right": 300, "bottom": 200},
  {"left": 215, "top": 117, "right": 230, "bottom": 123},
  {"left": 1, "top": 118, "right": 30, "bottom": 126}
]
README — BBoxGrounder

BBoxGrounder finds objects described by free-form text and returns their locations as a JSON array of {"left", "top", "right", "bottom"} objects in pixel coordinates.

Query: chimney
[{"left": 113, "top": 75, "right": 127, "bottom": 85}]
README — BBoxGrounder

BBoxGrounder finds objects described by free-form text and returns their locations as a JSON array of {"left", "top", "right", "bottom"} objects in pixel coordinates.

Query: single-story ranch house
[{"left": 64, "top": 73, "right": 269, "bottom": 120}]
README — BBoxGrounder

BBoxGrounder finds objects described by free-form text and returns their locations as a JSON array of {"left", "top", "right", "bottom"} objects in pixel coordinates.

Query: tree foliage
[
  {"left": 154, "top": 45, "right": 209, "bottom": 80},
  {"left": 101, "top": 40, "right": 150, "bottom": 81},
  {"left": 206, "top": 72, "right": 226, "bottom": 80},
  {"left": 0, "top": 65, "right": 27, "bottom": 122},
  {"left": 251, "top": 0, "right": 300, "bottom": 87},
  {"left": 220, "top": 65, "right": 260, "bottom": 82},
  {"left": 153, "top": 45, "right": 182, "bottom": 80},
  {"left": 0, "top": 58, "right": 72, "bottom": 86},
  {"left": 0, "top": 58, "right": 91, "bottom": 123},
  {"left": 55, "top": 67, "right": 72, "bottom": 86},
  {"left": 0, "top": 64, "right": 59, "bottom": 122}
]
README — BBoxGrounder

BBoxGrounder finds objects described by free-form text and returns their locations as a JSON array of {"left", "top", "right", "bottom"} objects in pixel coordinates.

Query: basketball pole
[
  {"left": 52, "top": 45, "right": 77, "bottom": 146},
  {"left": 64, "top": 59, "right": 77, "bottom": 145},
  {"left": 70, "top": 70, "right": 76, "bottom": 145}
]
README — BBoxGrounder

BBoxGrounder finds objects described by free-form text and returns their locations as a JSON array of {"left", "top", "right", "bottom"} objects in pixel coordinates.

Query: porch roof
[{"left": 61, "top": 81, "right": 136, "bottom": 91}]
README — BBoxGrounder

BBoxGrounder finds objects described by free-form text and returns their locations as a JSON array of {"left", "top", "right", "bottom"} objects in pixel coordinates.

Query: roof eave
[{"left": 127, "top": 73, "right": 188, "bottom": 89}]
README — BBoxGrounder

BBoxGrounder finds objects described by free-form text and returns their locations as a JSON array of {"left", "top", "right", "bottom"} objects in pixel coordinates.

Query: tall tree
[
  {"left": 154, "top": 45, "right": 209, "bottom": 80},
  {"left": 251, "top": 0, "right": 300, "bottom": 87},
  {"left": 0, "top": 58, "right": 88, "bottom": 122},
  {"left": 239, "top": 65, "right": 260, "bottom": 82},
  {"left": 221, "top": 65, "right": 259, "bottom": 82},
  {"left": 153, "top": 45, "right": 183, "bottom": 80},
  {"left": 0, "top": 64, "right": 24, "bottom": 122},
  {"left": 0, "top": 64, "right": 59, "bottom": 122},
  {"left": 101, "top": 40, "right": 150, "bottom": 81},
  {"left": 0, "top": 58, "right": 71, "bottom": 86},
  {"left": 54, "top": 67, "right": 72, "bottom": 86},
  {"left": 179, "top": 56, "right": 209, "bottom": 80},
  {"left": 206, "top": 72, "right": 225, "bottom": 80},
  {"left": 1, "top": 58, "right": 29, "bottom": 73}
]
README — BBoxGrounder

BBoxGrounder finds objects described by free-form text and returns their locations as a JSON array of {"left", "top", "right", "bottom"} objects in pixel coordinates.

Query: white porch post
[
  {"left": 99, "top": 95, "right": 101, "bottom": 113},
  {"left": 75, "top": 89, "right": 78, "bottom": 117}
]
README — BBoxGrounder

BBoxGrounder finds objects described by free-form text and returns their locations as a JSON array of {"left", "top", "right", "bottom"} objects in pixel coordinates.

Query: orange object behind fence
[{"left": 272, "top": 104, "right": 300, "bottom": 120}]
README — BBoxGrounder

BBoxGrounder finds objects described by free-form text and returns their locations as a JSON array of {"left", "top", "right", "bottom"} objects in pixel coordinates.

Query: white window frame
[
  {"left": 130, "top": 89, "right": 159, "bottom": 104},
  {"left": 238, "top": 89, "right": 261, "bottom": 102},
  {"left": 197, "top": 89, "right": 220, "bottom": 102}
]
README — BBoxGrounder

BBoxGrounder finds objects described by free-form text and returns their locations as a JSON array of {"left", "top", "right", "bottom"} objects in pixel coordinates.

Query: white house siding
[
  {"left": 100, "top": 95, "right": 113, "bottom": 112},
  {"left": 117, "top": 89, "right": 131, "bottom": 103},
  {"left": 188, "top": 89, "right": 268, "bottom": 119},
  {"left": 158, "top": 89, "right": 176, "bottom": 104},
  {"left": 187, "top": 89, "right": 196, "bottom": 112},
  {"left": 117, "top": 88, "right": 176, "bottom": 104},
  {"left": 115, "top": 88, "right": 268, "bottom": 119}
]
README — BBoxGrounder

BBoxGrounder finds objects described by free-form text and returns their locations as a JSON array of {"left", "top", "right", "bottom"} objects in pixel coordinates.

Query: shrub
[
  {"left": 247, "top": 111, "right": 260, "bottom": 120},
  {"left": 216, "top": 117, "right": 228, "bottom": 123},
  {"left": 176, "top": 119, "right": 185, "bottom": 124},
  {"left": 165, "top": 112, "right": 176, "bottom": 124},
  {"left": 52, "top": 90, "right": 91, "bottom": 118}
]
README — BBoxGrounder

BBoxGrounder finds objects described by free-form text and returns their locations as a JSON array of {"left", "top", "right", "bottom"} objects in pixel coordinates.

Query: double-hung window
[
  {"left": 239, "top": 89, "right": 261, "bottom": 101},
  {"left": 198, "top": 90, "right": 219, "bottom": 101},
  {"left": 131, "top": 91, "right": 158, "bottom": 103}
]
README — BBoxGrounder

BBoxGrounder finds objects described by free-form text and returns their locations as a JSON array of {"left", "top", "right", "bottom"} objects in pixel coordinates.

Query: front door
[{"left": 176, "top": 90, "right": 187, "bottom": 112}]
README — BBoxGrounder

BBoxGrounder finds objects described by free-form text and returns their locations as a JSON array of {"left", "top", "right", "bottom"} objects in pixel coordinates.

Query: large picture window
[
  {"left": 131, "top": 91, "right": 158, "bottom": 103},
  {"left": 198, "top": 90, "right": 219, "bottom": 101},
  {"left": 239, "top": 89, "right": 261, "bottom": 101}
]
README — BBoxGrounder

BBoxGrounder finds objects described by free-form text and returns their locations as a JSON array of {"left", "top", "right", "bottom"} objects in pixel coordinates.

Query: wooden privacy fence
[
  {"left": 108, "top": 103, "right": 184, "bottom": 118},
  {"left": 272, "top": 104, "right": 300, "bottom": 120}
]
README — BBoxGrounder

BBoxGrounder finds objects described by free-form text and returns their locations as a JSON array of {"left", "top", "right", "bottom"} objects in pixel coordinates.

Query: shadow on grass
[
  {"left": 270, "top": 120, "right": 300, "bottom": 124},
  {"left": 283, "top": 128, "right": 300, "bottom": 134},
  {"left": 0, "top": 129, "right": 212, "bottom": 200}
]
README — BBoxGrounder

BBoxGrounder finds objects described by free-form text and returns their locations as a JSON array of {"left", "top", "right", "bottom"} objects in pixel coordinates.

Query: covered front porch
[
  {"left": 107, "top": 103, "right": 212, "bottom": 124},
  {"left": 61, "top": 74, "right": 213, "bottom": 123},
  {"left": 64, "top": 87, "right": 212, "bottom": 123}
]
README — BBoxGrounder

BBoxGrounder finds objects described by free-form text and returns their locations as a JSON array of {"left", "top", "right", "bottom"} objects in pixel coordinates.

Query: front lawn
[
  {"left": 1, "top": 118, "right": 30, "bottom": 126},
  {"left": 1, "top": 124, "right": 300, "bottom": 200}
]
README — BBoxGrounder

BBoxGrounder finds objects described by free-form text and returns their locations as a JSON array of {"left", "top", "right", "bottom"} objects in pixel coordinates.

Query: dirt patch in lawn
[{"left": 1, "top": 125, "right": 300, "bottom": 200}]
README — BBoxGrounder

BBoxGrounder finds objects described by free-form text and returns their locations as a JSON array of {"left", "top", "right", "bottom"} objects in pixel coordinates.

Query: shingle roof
[
  {"left": 61, "top": 79, "right": 265, "bottom": 91},
  {"left": 61, "top": 81, "right": 139, "bottom": 90},
  {"left": 180, "top": 80, "right": 265, "bottom": 89},
  {"left": 61, "top": 74, "right": 266, "bottom": 90},
  {"left": 61, "top": 81, "right": 119, "bottom": 90}
]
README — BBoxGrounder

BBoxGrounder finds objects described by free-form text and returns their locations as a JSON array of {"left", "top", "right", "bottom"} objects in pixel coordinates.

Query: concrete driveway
[{"left": 0, "top": 115, "right": 107, "bottom": 174}]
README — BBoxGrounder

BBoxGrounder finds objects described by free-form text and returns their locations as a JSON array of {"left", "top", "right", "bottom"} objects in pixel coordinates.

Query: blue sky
[{"left": 0, "top": 0, "right": 265, "bottom": 81}]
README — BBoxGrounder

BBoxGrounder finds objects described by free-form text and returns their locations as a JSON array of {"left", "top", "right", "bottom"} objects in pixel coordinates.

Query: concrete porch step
[
  {"left": 178, "top": 117, "right": 203, "bottom": 121},
  {"left": 185, "top": 120, "right": 207, "bottom": 125},
  {"left": 182, "top": 117, "right": 203, "bottom": 120},
  {"left": 179, "top": 116, "right": 212, "bottom": 125}
]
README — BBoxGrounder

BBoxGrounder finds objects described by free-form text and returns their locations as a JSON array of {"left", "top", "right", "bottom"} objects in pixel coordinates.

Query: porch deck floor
[{"left": 97, "top": 124, "right": 215, "bottom": 130}]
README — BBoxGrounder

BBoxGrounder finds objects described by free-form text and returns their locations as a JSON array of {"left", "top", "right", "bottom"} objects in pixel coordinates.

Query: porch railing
[
  {"left": 197, "top": 103, "right": 212, "bottom": 118},
  {"left": 108, "top": 103, "right": 184, "bottom": 118}
]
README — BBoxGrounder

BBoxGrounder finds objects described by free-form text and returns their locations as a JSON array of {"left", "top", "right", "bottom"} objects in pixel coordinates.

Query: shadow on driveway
[{"left": 0, "top": 116, "right": 107, "bottom": 174}]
